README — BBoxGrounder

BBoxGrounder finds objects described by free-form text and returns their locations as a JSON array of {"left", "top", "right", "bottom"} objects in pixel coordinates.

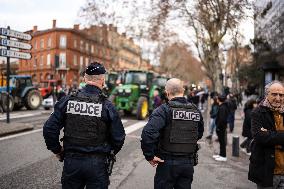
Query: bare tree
[
  {"left": 80, "top": 0, "right": 251, "bottom": 92},
  {"left": 160, "top": 42, "right": 206, "bottom": 82}
]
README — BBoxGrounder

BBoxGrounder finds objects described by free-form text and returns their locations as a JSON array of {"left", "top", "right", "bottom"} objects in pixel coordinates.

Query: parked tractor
[
  {"left": 110, "top": 70, "right": 161, "bottom": 120},
  {"left": 39, "top": 79, "right": 61, "bottom": 99},
  {"left": 0, "top": 75, "right": 42, "bottom": 111}
]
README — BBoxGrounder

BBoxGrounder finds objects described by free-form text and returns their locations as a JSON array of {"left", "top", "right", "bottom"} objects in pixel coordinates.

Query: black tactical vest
[
  {"left": 64, "top": 91, "right": 108, "bottom": 147},
  {"left": 159, "top": 101, "right": 200, "bottom": 154}
]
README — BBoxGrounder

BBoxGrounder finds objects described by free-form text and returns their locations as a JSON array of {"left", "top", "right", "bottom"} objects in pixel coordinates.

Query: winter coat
[
  {"left": 242, "top": 108, "right": 253, "bottom": 138},
  {"left": 248, "top": 105, "right": 284, "bottom": 187},
  {"left": 215, "top": 102, "right": 229, "bottom": 132}
]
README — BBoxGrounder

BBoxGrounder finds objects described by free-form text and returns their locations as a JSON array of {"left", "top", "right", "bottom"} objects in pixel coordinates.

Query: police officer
[
  {"left": 141, "top": 78, "right": 204, "bottom": 189},
  {"left": 43, "top": 62, "right": 125, "bottom": 189}
]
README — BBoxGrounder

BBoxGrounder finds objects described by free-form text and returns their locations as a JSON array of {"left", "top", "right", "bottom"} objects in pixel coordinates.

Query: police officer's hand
[
  {"left": 55, "top": 147, "right": 64, "bottom": 162},
  {"left": 148, "top": 156, "right": 164, "bottom": 167}
]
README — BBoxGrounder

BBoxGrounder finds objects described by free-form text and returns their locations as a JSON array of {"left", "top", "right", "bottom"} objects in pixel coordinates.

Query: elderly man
[
  {"left": 141, "top": 78, "right": 204, "bottom": 189},
  {"left": 249, "top": 80, "right": 284, "bottom": 188},
  {"left": 43, "top": 62, "right": 125, "bottom": 189}
]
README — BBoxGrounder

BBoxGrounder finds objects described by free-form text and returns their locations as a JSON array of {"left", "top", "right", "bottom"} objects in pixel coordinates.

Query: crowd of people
[{"left": 42, "top": 61, "right": 284, "bottom": 189}]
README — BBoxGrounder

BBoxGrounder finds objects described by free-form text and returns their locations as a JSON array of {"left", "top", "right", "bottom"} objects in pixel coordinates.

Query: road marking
[
  {"left": 0, "top": 128, "right": 43, "bottom": 141},
  {"left": 126, "top": 134, "right": 141, "bottom": 139},
  {"left": 0, "top": 119, "right": 147, "bottom": 141},
  {"left": 0, "top": 112, "right": 42, "bottom": 121},
  {"left": 121, "top": 119, "right": 127, "bottom": 124},
  {"left": 125, "top": 121, "right": 147, "bottom": 135}
]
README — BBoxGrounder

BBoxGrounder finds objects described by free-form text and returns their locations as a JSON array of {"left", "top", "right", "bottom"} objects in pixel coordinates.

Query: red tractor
[{"left": 39, "top": 80, "right": 61, "bottom": 99}]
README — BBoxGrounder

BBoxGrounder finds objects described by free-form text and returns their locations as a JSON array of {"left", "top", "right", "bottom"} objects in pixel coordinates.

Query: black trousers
[
  {"left": 154, "top": 158, "right": 194, "bottom": 189},
  {"left": 61, "top": 155, "right": 108, "bottom": 189},
  {"left": 217, "top": 129, "right": 227, "bottom": 157}
]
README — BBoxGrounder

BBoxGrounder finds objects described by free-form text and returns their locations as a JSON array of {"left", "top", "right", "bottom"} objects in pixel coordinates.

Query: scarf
[{"left": 260, "top": 98, "right": 284, "bottom": 113}]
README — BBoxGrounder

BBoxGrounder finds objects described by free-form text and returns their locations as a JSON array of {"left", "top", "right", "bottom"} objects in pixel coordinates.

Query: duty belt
[
  {"left": 160, "top": 153, "right": 194, "bottom": 160},
  {"left": 65, "top": 152, "right": 107, "bottom": 159}
]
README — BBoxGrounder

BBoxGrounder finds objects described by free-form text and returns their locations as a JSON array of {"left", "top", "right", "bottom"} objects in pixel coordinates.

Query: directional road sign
[
  {"left": 0, "top": 49, "right": 31, "bottom": 59},
  {"left": 0, "top": 28, "right": 32, "bottom": 40},
  {"left": 0, "top": 38, "right": 32, "bottom": 50}
]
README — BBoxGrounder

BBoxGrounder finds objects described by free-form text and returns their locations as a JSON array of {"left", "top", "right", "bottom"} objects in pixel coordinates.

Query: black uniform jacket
[
  {"left": 43, "top": 85, "right": 125, "bottom": 155},
  {"left": 141, "top": 97, "right": 204, "bottom": 161},
  {"left": 248, "top": 105, "right": 284, "bottom": 187}
]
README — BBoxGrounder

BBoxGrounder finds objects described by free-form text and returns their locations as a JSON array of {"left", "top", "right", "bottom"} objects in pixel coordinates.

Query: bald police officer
[
  {"left": 43, "top": 62, "right": 125, "bottom": 189},
  {"left": 141, "top": 78, "right": 204, "bottom": 189}
]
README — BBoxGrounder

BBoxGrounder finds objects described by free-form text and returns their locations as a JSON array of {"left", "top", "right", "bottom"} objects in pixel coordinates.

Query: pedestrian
[
  {"left": 43, "top": 62, "right": 126, "bottom": 189},
  {"left": 141, "top": 78, "right": 204, "bottom": 189},
  {"left": 153, "top": 89, "right": 162, "bottom": 109},
  {"left": 240, "top": 99, "right": 257, "bottom": 155},
  {"left": 227, "top": 93, "right": 238, "bottom": 133},
  {"left": 248, "top": 80, "right": 284, "bottom": 188},
  {"left": 206, "top": 95, "right": 219, "bottom": 142},
  {"left": 213, "top": 94, "right": 230, "bottom": 162}
]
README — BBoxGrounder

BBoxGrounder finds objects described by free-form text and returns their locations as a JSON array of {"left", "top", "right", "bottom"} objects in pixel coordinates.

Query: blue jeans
[
  {"left": 154, "top": 158, "right": 194, "bottom": 189},
  {"left": 227, "top": 112, "right": 235, "bottom": 132},
  {"left": 61, "top": 156, "right": 108, "bottom": 189},
  {"left": 208, "top": 118, "right": 216, "bottom": 135}
]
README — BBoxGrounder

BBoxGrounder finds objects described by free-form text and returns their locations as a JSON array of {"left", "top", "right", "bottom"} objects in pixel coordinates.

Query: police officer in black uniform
[
  {"left": 141, "top": 78, "right": 204, "bottom": 189},
  {"left": 43, "top": 62, "right": 125, "bottom": 189}
]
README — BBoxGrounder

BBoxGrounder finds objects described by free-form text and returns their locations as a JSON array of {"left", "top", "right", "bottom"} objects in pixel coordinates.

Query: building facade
[
  {"left": 254, "top": 0, "right": 284, "bottom": 84},
  {"left": 18, "top": 20, "right": 150, "bottom": 87}
]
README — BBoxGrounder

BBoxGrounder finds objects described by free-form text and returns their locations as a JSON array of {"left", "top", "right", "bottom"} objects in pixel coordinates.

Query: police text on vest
[
  {"left": 172, "top": 110, "right": 200, "bottom": 121},
  {"left": 67, "top": 100, "right": 102, "bottom": 117}
]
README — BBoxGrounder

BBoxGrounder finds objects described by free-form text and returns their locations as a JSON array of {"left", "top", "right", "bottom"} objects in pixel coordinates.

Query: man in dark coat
[
  {"left": 43, "top": 62, "right": 125, "bottom": 189},
  {"left": 213, "top": 94, "right": 229, "bottom": 162},
  {"left": 141, "top": 78, "right": 204, "bottom": 189},
  {"left": 248, "top": 81, "right": 284, "bottom": 188}
]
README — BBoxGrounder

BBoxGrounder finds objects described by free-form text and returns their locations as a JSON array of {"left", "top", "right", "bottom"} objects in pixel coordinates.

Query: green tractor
[{"left": 110, "top": 70, "right": 160, "bottom": 120}]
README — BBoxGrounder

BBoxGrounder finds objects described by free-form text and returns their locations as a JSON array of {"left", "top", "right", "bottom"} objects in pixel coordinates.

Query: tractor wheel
[
  {"left": 25, "top": 90, "right": 42, "bottom": 110},
  {"left": 1, "top": 94, "right": 14, "bottom": 112},
  {"left": 136, "top": 96, "right": 148, "bottom": 120},
  {"left": 108, "top": 94, "right": 116, "bottom": 105}
]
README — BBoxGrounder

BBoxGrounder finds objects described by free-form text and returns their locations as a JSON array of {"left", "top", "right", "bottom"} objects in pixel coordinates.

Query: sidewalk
[
  {"left": 0, "top": 122, "right": 34, "bottom": 137},
  {"left": 0, "top": 109, "right": 51, "bottom": 137}
]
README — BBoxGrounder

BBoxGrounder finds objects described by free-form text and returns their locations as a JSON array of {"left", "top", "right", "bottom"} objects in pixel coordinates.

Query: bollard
[{"left": 232, "top": 136, "right": 239, "bottom": 157}]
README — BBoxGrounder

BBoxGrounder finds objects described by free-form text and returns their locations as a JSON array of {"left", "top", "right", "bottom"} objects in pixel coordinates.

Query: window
[
  {"left": 91, "top": 45, "right": 94, "bottom": 53},
  {"left": 34, "top": 57, "right": 37, "bottom": 67},
  {"left": 60, "top": 35, "right": 67, "bottom": 48},
  {"left": 40, "top": 55, "right": 44, "bottom": 66},
  {"left": 74, "top": 39, "right": 77, "bottom": 48},
  {"left": 47, "top": 37, "right": 52, "bottom": 48},
  {"left": 85, "top": 57, "right": 89, "bottom": 66},
  {"left": 73, "top": 54, "right": 77, "bottom": 65},
  {"left": 80, "top": 56, "right": 84, "bottom": 68},
  {"left": 40, "top": 39, "right": 44, "bottom": 49},
  {"left": 80, "top": 40, "right": 84, "bottom": 51},
  {"left": 34, "top": 40, "right": 37, "bottom": 50},
  {"left": 86, "top": 43, "right": 89, "bottom": 52},
  {"left": 59, "top": 53, "right": 66, "bottom": 68},
  {"left": 47, "top": 54, "right": 51, "bottom": 66}
]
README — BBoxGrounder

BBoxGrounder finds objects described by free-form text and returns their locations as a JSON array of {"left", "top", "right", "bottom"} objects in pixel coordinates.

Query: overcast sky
[
  {"left": 0, "top": 0, "right": 254, "bottom": 65},
  {"left": 0, "top": 0, "right": 84, "bottom": 31}
]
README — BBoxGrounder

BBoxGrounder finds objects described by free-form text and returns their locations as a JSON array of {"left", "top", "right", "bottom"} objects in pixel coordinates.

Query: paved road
[{"left": 0, "top": 108, "right": 256, "bottom": 189}]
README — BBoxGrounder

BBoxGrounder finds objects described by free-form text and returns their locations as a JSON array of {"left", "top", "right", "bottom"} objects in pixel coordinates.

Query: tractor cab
[{"left": 110, "top": 70, "right": 155, "bottom": 120}]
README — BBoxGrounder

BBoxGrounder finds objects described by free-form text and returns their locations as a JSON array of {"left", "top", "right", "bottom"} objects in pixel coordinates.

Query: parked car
[{"left": 42, "top": 95, "right": 54, "bottom": 110}]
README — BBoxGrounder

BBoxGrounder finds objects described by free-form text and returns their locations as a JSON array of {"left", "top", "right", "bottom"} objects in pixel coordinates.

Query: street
[{"left": 0, "top": 107, "right": 255, "bottom": 189}]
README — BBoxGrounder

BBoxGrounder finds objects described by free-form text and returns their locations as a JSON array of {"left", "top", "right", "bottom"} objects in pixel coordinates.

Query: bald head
[{"left": 165, "top": 78, "right": 185, "bottom": 99}]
